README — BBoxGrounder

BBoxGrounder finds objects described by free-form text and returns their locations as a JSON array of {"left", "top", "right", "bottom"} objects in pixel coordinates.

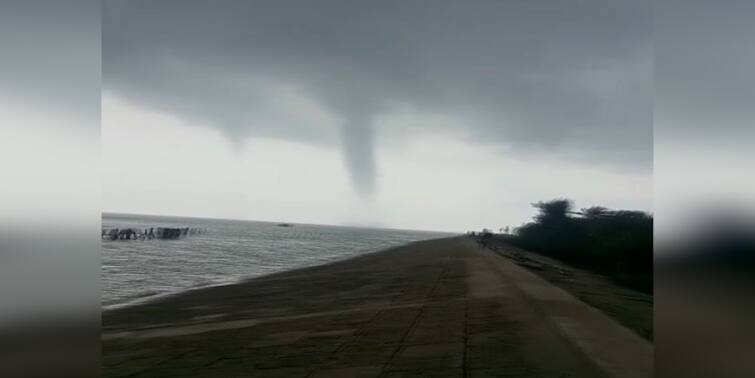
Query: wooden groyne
[{"left": 101, "top": 227, "right": 203, "bottom": 241}]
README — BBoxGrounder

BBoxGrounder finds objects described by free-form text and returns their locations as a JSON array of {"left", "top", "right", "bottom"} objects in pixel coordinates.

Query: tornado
[{"left": 340, "top": 114, "right": 377, "bottom": 198}]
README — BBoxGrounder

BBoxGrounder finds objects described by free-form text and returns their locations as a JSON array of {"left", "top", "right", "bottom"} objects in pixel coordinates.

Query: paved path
[{"left": 103, "top": 237, "right": 652, "bottom": 377}]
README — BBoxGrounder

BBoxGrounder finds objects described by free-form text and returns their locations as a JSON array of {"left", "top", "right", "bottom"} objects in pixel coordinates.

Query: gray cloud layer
[
  {"left": 104, "top": 0, "right": 651, "bottom": 196},
  {"left": 1, "top": 0, "right": 99, "bottom": 127},
  {"left": 657, "top": 0, "right": 755, "bottom": 139}
]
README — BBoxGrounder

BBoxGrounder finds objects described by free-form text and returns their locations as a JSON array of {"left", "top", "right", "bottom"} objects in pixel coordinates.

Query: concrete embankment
[{"left": 103, "top": 237, "right": 652, "bottom": 377}]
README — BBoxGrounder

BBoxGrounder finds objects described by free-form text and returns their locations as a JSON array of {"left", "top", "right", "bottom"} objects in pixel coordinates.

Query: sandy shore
[{"left": 103, "top": 237, "right": 652, "bottom": 377}]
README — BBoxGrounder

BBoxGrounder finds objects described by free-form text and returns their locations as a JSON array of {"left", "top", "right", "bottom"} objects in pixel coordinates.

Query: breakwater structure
[{"left": 101, "top": 226, "right": 203, "bottom": 241}]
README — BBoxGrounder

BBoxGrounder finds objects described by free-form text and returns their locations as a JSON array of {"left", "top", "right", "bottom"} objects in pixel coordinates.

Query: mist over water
[{"left": 102, "top": 213, "right": 451, "bottom": 307}]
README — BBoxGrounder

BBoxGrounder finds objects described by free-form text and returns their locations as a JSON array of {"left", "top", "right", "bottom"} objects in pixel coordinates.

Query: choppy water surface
[{"left": 102, "top": 213, "right": 452, "bottom": 307}]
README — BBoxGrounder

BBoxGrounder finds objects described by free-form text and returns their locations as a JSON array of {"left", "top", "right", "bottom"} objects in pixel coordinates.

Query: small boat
[{"left": 277, "top": 223, "right": 293, "bottom": 227}]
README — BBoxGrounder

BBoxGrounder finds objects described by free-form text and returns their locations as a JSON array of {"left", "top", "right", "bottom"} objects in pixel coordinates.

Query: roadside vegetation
[{"left": 498, "top": 199, "right": 653, "bottom": 293}]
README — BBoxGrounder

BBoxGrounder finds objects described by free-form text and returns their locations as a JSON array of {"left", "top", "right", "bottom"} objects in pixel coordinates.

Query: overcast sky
[
  {"left": 654, "top": 0, "right": 755, "bottom": 238},
  {"left": 102, "top": 0, "right": 652, "bottom": 232}
]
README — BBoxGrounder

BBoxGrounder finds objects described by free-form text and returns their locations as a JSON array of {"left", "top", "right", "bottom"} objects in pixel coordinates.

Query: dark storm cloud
[
  {"left": 656, "top": 0, "right": 755, "bottom": 139},
  {"left": 103, "top": 0, "right": 651, "bottom": 196},
  {"left": 1, "top": 0, "right": 99, "bottom": 127}
]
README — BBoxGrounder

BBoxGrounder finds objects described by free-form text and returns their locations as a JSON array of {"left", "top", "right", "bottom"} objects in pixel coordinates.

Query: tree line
[{"left": 499, "top": 199, "right": 653, "bottom": 293}]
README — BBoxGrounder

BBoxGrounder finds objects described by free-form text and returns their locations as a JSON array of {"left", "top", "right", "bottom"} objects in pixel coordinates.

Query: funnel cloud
[
  {"left": 340, "top": 113, "right": 376, "bottom": 198},
  {"left": 103, "top": 0, "right": 651, "bottom": 197}
]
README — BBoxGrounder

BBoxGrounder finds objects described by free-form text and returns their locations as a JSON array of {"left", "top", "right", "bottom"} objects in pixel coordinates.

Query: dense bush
[{"left": 500, "top": 199, "right": 653, "bottom": 293}]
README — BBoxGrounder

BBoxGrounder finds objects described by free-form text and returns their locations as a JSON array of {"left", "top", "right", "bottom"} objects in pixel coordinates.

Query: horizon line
[{"left": 101, "top": 211, "right": 461, "bottom": 235}]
